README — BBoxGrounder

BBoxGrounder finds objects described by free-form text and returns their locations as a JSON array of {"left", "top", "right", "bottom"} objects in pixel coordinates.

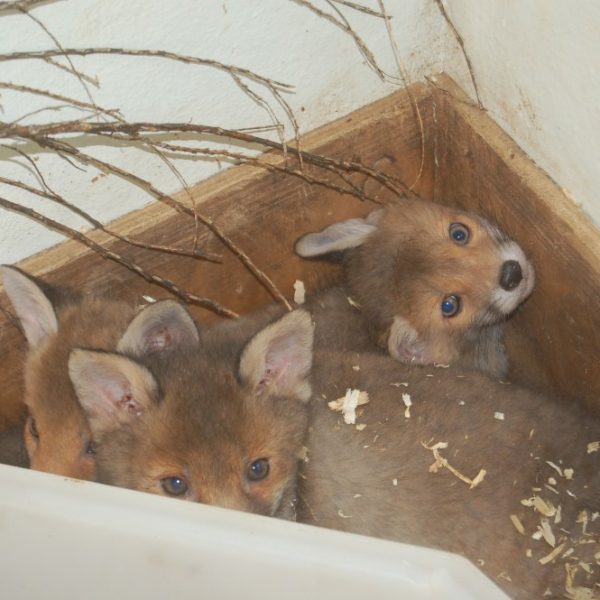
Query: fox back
[{"left": 299, "top": 351, "right": 600, "bottom": 599}]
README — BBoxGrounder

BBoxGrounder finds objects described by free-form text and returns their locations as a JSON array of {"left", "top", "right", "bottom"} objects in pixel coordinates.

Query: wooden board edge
[{"left": 431, "top": 73, "right": 600, "bottom": 272}]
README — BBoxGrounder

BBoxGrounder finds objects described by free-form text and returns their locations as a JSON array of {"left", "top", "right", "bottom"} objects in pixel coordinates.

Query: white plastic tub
[{"left": 0, "top": 464, "right": 508, "bottom": 599}]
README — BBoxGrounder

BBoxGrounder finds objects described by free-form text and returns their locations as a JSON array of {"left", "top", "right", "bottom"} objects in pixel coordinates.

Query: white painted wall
[
  {"left": 1, "top": 1, "right": 599, "bottom": 264},
  {"left": 0, "top": 0, "right": 459, "bottom": 263},
  {"left": 442, "top": 0, "right": 600, "bottom": 227}
]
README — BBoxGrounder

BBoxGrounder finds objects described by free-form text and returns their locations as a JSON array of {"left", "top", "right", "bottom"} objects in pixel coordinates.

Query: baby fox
[
  {"left": 68, "top": 306, "right": 313, "bottom": 518},
  {"left": 295, "top": 198, "right": 535, "bottom": 378},
  {"left": 0, "top": 266, "right": 196, "bottom": 479},
  {"left": 300, "top": 351, "right": 600, "bottom": 599},
  {"left": 68, "top": 302, "right": 598, "bottom": 598}
]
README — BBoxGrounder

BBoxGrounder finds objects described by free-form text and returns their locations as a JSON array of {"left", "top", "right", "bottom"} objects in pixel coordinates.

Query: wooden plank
[
  {"left": 0, "top": 83, "right": 435, "bottom": 427},
  {"left": 432, "top": 74, "right": 600, "bottom": 411}
]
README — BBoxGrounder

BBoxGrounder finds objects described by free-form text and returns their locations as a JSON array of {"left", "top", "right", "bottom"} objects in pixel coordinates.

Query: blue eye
[
  {"left": 449, "top": 223, "right": 470, "bottom": 245},
  {"left": 247, "top": 458, "right": 270, "bottom": 482},
  {"left": 160, "top": 476, "right": 189, "bottom": 496},
  {"left": 441, "top": 295, "right": 461, "bottom": 318}
]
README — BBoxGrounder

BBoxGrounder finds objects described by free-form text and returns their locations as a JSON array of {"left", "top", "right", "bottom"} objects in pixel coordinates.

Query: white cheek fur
[{"left": 490, "top": 241, "right": 536, "bottom": 314}]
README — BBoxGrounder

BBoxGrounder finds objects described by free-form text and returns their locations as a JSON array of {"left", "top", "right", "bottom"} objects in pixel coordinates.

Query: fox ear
[
  {"left": 295, "top": 215, "right": 378, "bottom": 258},
  {"left": 117, "top": 300, "right": 199, "bottom": 357},
  {"left": 387, "top": 316, "right": 427, "bottom": 365},
  {"left": 239, "top": 310, "right": 314, "bottom": 403},
  {"left": 1, "top": 265, "right": 58, "bottom": 347},
  {"left": 68, "top": 349, "right": 158, "bottom": 439}
]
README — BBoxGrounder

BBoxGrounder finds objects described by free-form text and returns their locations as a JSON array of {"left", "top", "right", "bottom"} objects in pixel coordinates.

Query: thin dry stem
[
  {"left": 377, "top": 0, "right": 425, "bottom": 190},
  {"left": 1, "top": 119, "right": 415, "bottom": 198},
  {"left": 17, "top": 133, "right": 293, "bottom": 310},
  {"left": 432, "top": 0, "right": 484, "bottom": 110},
  {"left": 0, "top": 193, "right": 238, "bottom": 317},
  {"left": 329, "top": 0, "right": 385, "bottom": 18},
  {"left": 292, "top": 0, "right": 387, "bottom": 80},
  {"left": 0, "top": 81, "right": 122, "bottom": 120},
  {"left": 0, "top": 175, "right": 222, "bottom": 262}
]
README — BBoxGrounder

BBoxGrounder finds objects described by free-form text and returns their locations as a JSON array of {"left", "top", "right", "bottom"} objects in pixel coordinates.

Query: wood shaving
[
  {"left": 577, "top": 511, "right": 589, "bottom": 536},
  {"left": 564, "top": 468, "right": 575, "bottom": 480},
  {"left": 353, "top": 493, "right": 361, "bottom": 498},
  {"left": 421, "top": 441, "right": 486, "bottom": 489},
  {"left": 355, "top": 423, "right": 367, "bottom": 431},
  {"left": 494, "top": 411, "right": 505, "bottom": 421},
  {"left": 328, "top": 389, "right": 370, "bottom": 425},
  {"left": 510, "top": 514, "right": 526, "bottom": 535},
  {"left": 539, "top": 542, "right": 566, "bottom": 565},
  {"left": 586, "top": 441, "right": 600, "bottom": 454},
  {"left": 564, "top": 564, "right": 598, "bottom": 600},
  {"left": 402, "top": 393, "right": 412, "bottom": 418},
  {"left": 392, "top": 478, "right": 398, "bottom": 486},
  {"left": 337, "top": 509, "right": 352, "bottom": 519},
  {"left": 549, "top": 477, "right": 558, "bottom": 486},
  {"left": 546, "top": 461, "right": 563, "bottom": 477},
  {"left": 141, "top": 294, "right": 157, "bottom": 304},
  {"left": 555, "top": 505, "right": 563, "bottom": 525},
  {"left": 538, "top": 519, "right": 556, "bottom": 547},
  {"left": 293, "top": 280, "right": 306, "bottom": 304},
  {"left": 433, "top": 363, "right": 450, "bottom": 368},
  {"left": 352, "top": 365, "right": 360, "bottom": 371},
  {"left": 522, "top": 495, "right": 557, "bottom": 518},
  {"left": 525, "top": 549, "right": 533, "bottom": 558},
  {"left": 390, "top": 382, "right": 409, "bottom": 387},
  {"left": 346, "top": 296, "right": 361, "bottom": 309}
]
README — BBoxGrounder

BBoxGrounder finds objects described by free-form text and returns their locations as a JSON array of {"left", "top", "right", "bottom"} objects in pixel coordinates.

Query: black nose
[{"left": 499, "top": 260, "right": 523, "bottom": 291}]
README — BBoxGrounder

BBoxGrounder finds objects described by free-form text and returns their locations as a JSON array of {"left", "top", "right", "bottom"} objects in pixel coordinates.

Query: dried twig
[
  {"left": 0, "top": 193, "right": 238, "bottom": 318},
  {"left": 432, "top": 0, "right": 484, "bottom": 110},
  {"left": 422, "top": 441, "right": 487, "bottom": 489},
  {"left": 15, "top": 133, "right": 293, "bottom": 310},
  {"left": 0, "top": 0, "right": 56, "bottom": 12},
  {"left": 1, "top": 120, "right": 414, "bottom": 198},
  {"left": 0, "top": 175, "right": 222, "bottom": 262},
  {"left": 292, "top": 0, "right": 387, "bottom": 81},
  {"left": 329, "top": 0, "right": 385, "bottom": 18},
  {"left": 16, "top": 7, "right": 103, "bottom": 117},
  {"left": 0, "top": 82, "right": 122, "bottom": 120}
]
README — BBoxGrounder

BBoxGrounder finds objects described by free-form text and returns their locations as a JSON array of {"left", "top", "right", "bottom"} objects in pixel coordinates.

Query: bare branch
[
  {"left": 0, "top": 175, "right": 222, "bottom": 262},
  {"left": 0, "top": 48, "right": 294, "bottom": 92},
  {"left": 0, "top": 120, "right": 415, "bottom": 198},
  {"left": 0, "top": 81, "right": 122, "bottom": 120},
  {"left": 292, "top": 0, "right": 387, "bottom": 81},
  {"left": 0, "top": 0, "right": 58, "bottom": 13},
  {"left": 329, "top": 0, "right": 386, "bottom": 18},
  {"left": 0, "top": 193, "right": 238, "bottom": 318},
  {"left": 16, "top": 7, "right": 104, "bottom": 116},
  {"left": 377, "top": 0, "right": 425, "bottom": 190},
  {"left": 432, "top": 0, "right": 484, "bottom": 110},
  {"left": 14, "top": 133, "right": 293, "bottom": 310}
]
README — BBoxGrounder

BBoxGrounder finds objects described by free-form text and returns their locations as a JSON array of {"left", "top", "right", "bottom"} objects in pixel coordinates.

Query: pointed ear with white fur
[
  {"left": 294, "top": 215, "right": 378, "bottom": 258},
  {"left": 387, "top": 316, "right": 427, "bottom": 365},
  {"left": 117, "top": 300, "right": 199, "bottom": 357},
  {"left": 0, "top": 265, "right": 58, "bottom": 348},
  {"left": 239, "top": 310, "right": 314, "bottom": 402},
  {"left": 68, "top": 349, "right": 158, "bottom": 439}
]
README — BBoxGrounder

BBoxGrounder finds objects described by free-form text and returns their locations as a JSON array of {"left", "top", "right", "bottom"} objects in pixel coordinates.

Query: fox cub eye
[
  {"left": 161, "top": 476, "right": 189, "bottom": 496},
  {"left": 441, "top": 294, "right": 461, "bottom": 318},
  {"left": 449, "top": 222, "right": 470, "bottom": 245},
  {"left": 28, "top": 416, "right": 40, "bottom": 439},
  {"left": 247, "top": 458, "right": 270, "bottom": 482}
]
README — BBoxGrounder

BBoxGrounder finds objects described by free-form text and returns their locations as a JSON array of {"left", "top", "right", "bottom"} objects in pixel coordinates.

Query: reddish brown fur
[
  {"left": 299, "top": 350, "right": 600, "bottom": 598},
  {"left": 84, "top": 312, "right": 312, "bottom": 518},
  {"left": 23, "top": 292, "right": 137, "bottom": 479},
  {"left": 297, "top": 198, "right": 534, "bottom": 378}
]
